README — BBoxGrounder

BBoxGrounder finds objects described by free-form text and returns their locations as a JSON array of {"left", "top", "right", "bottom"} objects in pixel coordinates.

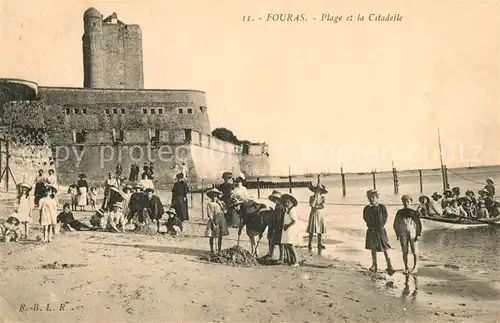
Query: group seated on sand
[{"left": 416, "top": 177, "right": 499, "bottom": 219}]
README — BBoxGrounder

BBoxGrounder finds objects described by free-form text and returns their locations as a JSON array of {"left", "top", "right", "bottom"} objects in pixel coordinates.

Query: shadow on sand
[{"left": 85, "top": 241, "right": 208, "bottom": 258}]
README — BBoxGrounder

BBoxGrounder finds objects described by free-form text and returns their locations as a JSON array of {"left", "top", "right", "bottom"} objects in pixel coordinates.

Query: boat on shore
[{"left": 421, "top": 215, "right": 500, "bottom": 230}]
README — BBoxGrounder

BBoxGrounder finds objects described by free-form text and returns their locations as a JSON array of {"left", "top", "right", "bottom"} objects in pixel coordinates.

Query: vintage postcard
[{"left": 0, "top": 1, "right": 499, "bottom": 322}]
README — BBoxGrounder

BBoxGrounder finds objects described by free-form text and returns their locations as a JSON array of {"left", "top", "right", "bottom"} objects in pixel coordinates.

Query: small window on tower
[
  {"left": 113, "top": 109, "right": 118, "bottom": 114},
  {"left": 74, "top": 109, "right": 79, "bottom": 114},
  {"left": 105, "top": 109, "right": 110, "bottom": 115},
  {"left": 143, "top": 109, "right": 147, "bottom": 114},
  {"left": 93, "top": 22, "right": 96, "bottom": 27},
  {"left": 178, "top": 108, "right": 183, "bottom": 114},
  {"left": 187, "top": 108, "right": 193, "bottom": 114},
  {"left": 158, "top": 109, "right": 163, "bottom": 114},
  {"left": 65, "top": 109, "right": 70, "bottom": 115},
  {"left": 121, "top": 109, "right": 126, "bottom": 114},
  {"left": 151, "top": 109, "right": 156, "bottom": 114},
  {"left": 82, "top": 109, "right": 87, "bottom": 114}
]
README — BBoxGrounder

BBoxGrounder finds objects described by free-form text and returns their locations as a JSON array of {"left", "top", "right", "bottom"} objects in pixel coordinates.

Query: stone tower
[
  {"left": 83, "top": 7, "right": 105, "bottom": 88},
  {"left": 82, "top": 8, "right": 144, "bottom": 89}
]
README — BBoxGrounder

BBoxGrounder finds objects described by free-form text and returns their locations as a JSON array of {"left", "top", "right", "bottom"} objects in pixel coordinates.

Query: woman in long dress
[
  {"left": 77, "top": 174, "right": 89, "bottom": 211},
  {"left": 171, "top": 173, "right": 189, "bottom": 221},
  {"left": 281, "top": 193, "right": 300, "bottom": 267},
  {"left": 363, "top": 189, "right": 395, "bottom": 274},
  {"left": 16, "top": 182, "right": 34, "bottom": 240},
  {"left": 306, "top": 183, "right": 328, "bottom": 255},
  {"left": 33, "top": 169, "right": 47, "bottom": 207}
]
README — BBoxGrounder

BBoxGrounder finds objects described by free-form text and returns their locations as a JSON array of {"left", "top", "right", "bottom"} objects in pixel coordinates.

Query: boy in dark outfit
[{"left": 363, "top": 189, "right": 395, "bottom": 275}]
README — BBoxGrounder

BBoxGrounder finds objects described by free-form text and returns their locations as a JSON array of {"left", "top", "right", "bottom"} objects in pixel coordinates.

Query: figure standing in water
[
  {"left": 393, "top": 195, "right": 422, "bottom": 274},
  {"left": 363, "top": 190, "right": 395, "bottom": 274},
  {"left": 306, "top": 183, "right": 328, "bottom": 255}
]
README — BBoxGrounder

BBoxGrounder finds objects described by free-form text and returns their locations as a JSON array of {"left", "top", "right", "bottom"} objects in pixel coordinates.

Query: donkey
[{"left": 229, "top": 199, "right": 273, "bottom": 256}]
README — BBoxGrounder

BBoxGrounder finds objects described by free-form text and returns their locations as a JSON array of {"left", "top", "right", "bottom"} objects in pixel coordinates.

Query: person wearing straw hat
[
  {"left": 281, "top": 193, "right": 300, "bottom": 267},
  {"left": 106, "top": 201, "right": 125, "bottom": 233},
  {"left": 393, "top": 195, "right": 422, "bottom": 274},
  {"left": 204, "top": 187, "right": 229, "bottom": 255},
  {"left": 165, "top": 208, "right": 183, "bottom": 236},
  {"left": 490, "top": 200, "right": 500, "bottom": 218},
  {"left": 363, "top": 189, "right": 395, "bottom": 274},
  {"left": 465, "top": 190, "right": 478, "bottom": 207},
  {"left": 145, "top": 188, "right": 165, "bottom": 233},
  {"left": 1, "top": 215, "right": 22, "bottom": 242},
  {"left": 38, "top": 186, "right": 58, "bottom": 243},
  {"left": 231, "top": 173, "right": 249, "bottom": 201},
  {"left": 416, "top": 195, "right": 442, "bottom": 217},
  {"left": 306, "top": 183, "right": 328, "bottom": 255},
  {"left": 458, "top": 195, "right": 474, "bottom": 217},
  {"left": 16, "top": 182, "right": 34, "bottom": 240},
  {"left": 76, "top": 173, "right": 89, "bottom": 211},
  {"left": 121, "top": 184, "right": 133, "bottom": 222},
  {"left": 266, "top": 190, "right": 285, "bottom": 262},
  {"left": 485, "top": 177, "right": 495, "bottom": 197}
]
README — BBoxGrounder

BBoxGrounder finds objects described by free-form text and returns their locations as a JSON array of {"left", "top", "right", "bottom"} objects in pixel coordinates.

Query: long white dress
[
  {"left": 78, "top": 186, "right": 88, "bottom": 206},
  {"left": 282, "top": 208, "right": 300, "bottom": 245},
  {"left": 39, "top": 197, "right": 57, "bottom": 226},
  {"left": 17, "top": 195, "right": 34, "bottom": 223}
]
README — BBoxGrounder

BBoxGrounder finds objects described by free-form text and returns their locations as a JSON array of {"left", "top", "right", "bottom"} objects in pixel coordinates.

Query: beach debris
[
  {"left": 132, "top": 223, "right": 156, "bottom": 236},
  {"left": 444, "top": 264, "right": 460, "bottom": 270},
  {"left": 198, "top": 246, "right": 259, "bottom": 266},
  {"left": 41, "top": 261, "right": 87, "bottom": 269}
]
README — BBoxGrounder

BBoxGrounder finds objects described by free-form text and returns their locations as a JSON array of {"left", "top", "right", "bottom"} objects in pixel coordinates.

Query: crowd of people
[
  {"left": 415, "top": 178, "right": 499, "bottom": 219},
  {"left": 1, "top": 167, "right": 497, "bottom": 273}
]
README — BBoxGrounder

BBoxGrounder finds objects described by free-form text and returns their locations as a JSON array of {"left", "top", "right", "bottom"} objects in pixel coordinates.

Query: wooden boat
[{"left": 421, "top": 215, "right": 500, "bottom": 229}]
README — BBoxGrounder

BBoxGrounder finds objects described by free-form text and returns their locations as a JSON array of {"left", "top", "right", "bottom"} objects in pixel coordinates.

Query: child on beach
[
  {"left": 363, "top": 189, "right": 395, "bottom": 275},
  {"left": 306, "top": 183, "right": 328, "bottom": 255},
  {"left": 266, "top": 190, "right": 285, "bottom": 262},
  {"left": 0, "top": 215, "right": 21, "bottom": 242},
  {"left": 16, "top": 182, "right": 34, "bottom": 240},
  {"left": 165, "top": 208, "right": 183, "bottom": 236},
  {"left": 281, "top": 193, "right": 300, "bottom": 267},
  {"left": 57, "top": 203, "right": 91, "bottom": 231},
  {"left": 38, "top": 186, "right": 58, "bottom": 243},
  {"left": 204, "top": 188, "right": 229, "bottom": 255},
  {"left": 90, "top": 209, "right": 106, "bottom": 229},
  {"left": 67, "top": 182, "right": 78, "bottom": 211},
  {"left": 88, "top": 187, "right": 97, "bottom": 211},
  {"left": 106, "top": 202, "right": 125, "bottom": 233},
  {"left": 393, "top": 195, "right": 422, "bottom": 274}
]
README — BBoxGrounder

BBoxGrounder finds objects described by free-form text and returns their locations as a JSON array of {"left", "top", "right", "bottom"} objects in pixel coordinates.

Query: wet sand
[{"left": 0, "top": 192, "right": 499, "bottom": 322}]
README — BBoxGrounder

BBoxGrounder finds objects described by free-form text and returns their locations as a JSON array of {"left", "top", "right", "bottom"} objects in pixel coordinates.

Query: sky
[{"left": 1, "top": 0, "right": 499, "bottom": 175}]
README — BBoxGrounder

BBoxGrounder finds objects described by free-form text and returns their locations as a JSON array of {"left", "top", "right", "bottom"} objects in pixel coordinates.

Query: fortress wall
[
  {"left": 38, "top": 87, "right": 211, "bottom": 134},
  {"left": 51, "top": 141, "right": 241, "bottom": 190},
  {"left": 2, "top": 144, "right": 53, "bottom": 192},
  {"left": 239, "top": 154, "right": 271, "bottom": 178}
]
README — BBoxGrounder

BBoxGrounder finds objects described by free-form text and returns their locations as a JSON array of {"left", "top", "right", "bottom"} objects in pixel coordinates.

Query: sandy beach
[{"left": 1, "top": 190, "right": 499, "bottom": 323}]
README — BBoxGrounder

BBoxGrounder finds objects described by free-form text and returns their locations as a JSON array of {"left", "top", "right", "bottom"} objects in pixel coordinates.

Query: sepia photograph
[{"left": 0, "top": 1, "right": 499, "bottom": 322}]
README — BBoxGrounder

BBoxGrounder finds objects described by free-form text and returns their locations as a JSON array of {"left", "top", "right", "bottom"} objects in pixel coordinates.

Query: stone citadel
[{"left": 0, "top": 7, "right": 270, "bottom": 187}]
